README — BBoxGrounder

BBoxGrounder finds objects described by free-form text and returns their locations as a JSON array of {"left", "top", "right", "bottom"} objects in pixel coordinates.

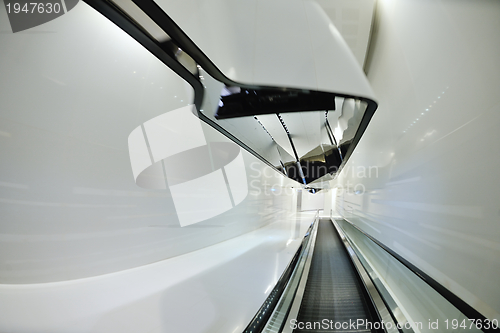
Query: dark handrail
[
  {"left": 242, "top": 244, "right": 303, "bottom": 333},
  {"left": 242, "top": 219, "right": 316, "bottom": 333}
]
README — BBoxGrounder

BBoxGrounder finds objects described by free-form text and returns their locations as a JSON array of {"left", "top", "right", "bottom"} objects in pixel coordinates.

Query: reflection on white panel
[
  {"left": 143, "top": 105, "right": 206, "bottom": 162},
  {"left": 136, "top": 160, "right": 167, "bottom": 190},
  {"left": 128, "top": 126, "right": 152, "bottom": 180},
  {"left": 128, "top": 105, "right": 248, "bottom": 226},
  {"left": 224, "top": 151, "right": 248, "bottom": 205},
  {"left": 169, "top": 169, "right": 233, "bottom": 227}
]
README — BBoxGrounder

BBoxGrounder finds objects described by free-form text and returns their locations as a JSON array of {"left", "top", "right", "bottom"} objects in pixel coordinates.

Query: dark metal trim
[
  {"left": 325, "top": 118, "right": 337, "bottom": 146},
  {"left": 82, "top": 0, "right": 204, "bottom": 111},
  {"left": 277, "top": 114, "right": 299, "bottom": 161},
  {"left": 325, "top": 123, "right": 335, "bottom": 146},
  {"left": 215, "top": 89, "right": 337, "bottom": 119},
  {"left": 196, "top": 112, "right": 280, "bottom": 171},
  {"left": 325, "top": 115, "right": 343, "bottom": 162},
  {"left": 277, "top": 114, "right": 307, "bottom": 185},
  {"left": 337, "top": 218, "right": 500, "bottom": 332}
]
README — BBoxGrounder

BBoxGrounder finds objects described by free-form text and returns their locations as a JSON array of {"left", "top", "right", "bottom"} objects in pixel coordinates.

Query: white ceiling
[{"left": 315, "top": 0, "right": 376, "bottom": 68}]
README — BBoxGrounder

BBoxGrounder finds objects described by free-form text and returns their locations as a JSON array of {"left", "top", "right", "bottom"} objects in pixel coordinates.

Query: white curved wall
[
  {"left": 0, "top": 211, "right": 315, "bottom": 333},
  {"left": 155, "top": 0, "right": 375, "bottom": 100},
  {"left": 0, "top": 1, "right": 301, "bottom": 284},
  {"left": 333, "top": 0, "right": 500, "bottom": 320}
]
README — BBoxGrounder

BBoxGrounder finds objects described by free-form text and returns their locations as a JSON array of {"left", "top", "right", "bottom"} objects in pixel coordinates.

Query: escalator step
[{"left": 294, "top": 219, "right": 377, "bottom": 333}]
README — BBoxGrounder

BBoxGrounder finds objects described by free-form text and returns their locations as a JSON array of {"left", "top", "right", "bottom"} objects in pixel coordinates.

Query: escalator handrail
[
  {"left": 243, "top": 211, "right": 319, "bottom": 333},
  {"left": 338, "top": 218, "right": 500, "bottom": 332}
]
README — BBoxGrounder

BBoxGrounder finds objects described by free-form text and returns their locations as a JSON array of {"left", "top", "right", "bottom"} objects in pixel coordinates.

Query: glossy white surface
[
  {"left": 0, "top": 2, "right": 301, "bottom": 283},
  {"left": 332, "top": 0, "right": 500, "bottom": 320},
  {"left": 316, "top": 0, "right": 376, "bottom": 67},
  {"left": 111, "top": 0, "right": 171, "bottom": 42},
  {"left": 155, "top": 0, "right": 375, "bottom": 100},
  {"left": 0, "top": 212, "right": 316, "bottom": 333}
]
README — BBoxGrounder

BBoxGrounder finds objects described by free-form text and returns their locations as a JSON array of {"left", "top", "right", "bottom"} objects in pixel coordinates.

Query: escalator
[
  {"left": 245, "top": 214, "right": 498, "bottom": 333},
  {"left": 294, "top": 219, "right": 381, "bottom": 332},
  {"left": 244, "top": 214, "right": 396, "bottom": 333}
]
